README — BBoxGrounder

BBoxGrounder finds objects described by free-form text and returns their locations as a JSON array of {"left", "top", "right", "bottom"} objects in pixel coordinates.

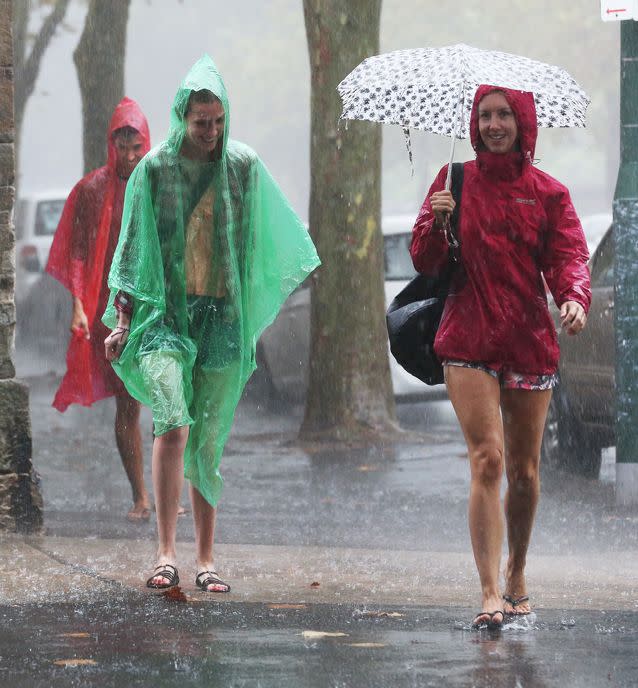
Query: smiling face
[
  {"left": 477, "top": 91, "right": 519, "bottom": 154},
  {"left": 182, "top": 98, "right": 225, "bottom": 161},
  {"left": 113, "top": 128, "right": 144, "bottom": 179}
]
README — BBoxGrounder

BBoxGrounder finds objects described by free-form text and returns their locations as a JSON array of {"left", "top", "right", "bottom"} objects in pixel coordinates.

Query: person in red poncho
[
  {"left": 410, "top": 86, "right": 591, "bottom": 630},
  {"left": 46, "top": 97, "right": 153, "bottom": 522}
]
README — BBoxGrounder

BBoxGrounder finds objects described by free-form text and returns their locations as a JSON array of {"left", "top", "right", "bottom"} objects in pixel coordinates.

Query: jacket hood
[
  {"left": 107, "top": 97, "right": 151, "bottom": 171},
  {"left": 469, "top": 85, "right": 537, "bottom": 162},
  {"left": 167, "top": 54, "right": 230, "bottom": 157}
]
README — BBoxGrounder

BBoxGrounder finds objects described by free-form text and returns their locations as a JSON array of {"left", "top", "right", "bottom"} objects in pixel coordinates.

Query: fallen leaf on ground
[
  {"left": 162, "top": 586, "right": 188, "bottom": 602},
  {"left": 268, "top": 603, "right": 307, "bottom": 610},
  {"left": 60, "top": 633, "right": 91, "bottom": 638},
  {"left": 348, "top": 643, "right": 386, "bottom": 648},
  {"left": 302, "top": 631, "right": 348, "bottom": 639},
  {"left": 357, "top": 610, "right": 404, "bottom": 619},
  {"left": 310, "top": 581, "right": 320, "bottom": 588},
  {"left": 53, "top": 659, "right": 97, "bottom": 667}
]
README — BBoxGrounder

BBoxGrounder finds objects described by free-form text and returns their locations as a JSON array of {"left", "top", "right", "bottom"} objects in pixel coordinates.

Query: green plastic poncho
[{"left": 104, "top": 55, "right": 320, "bottom": 507}]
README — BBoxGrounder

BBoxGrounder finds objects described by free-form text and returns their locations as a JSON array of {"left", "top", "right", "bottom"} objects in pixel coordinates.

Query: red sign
[{"left": 600, "top": 0, "right": 637, "bottom": 20}]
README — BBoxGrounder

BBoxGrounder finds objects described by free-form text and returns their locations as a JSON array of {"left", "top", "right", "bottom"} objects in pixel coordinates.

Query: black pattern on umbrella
[{"left": 337, "top": 43, "right": 589, "bottom": 139}]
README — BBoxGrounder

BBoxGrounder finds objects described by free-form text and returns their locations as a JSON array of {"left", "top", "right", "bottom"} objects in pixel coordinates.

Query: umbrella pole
[{"left": 444, "top": 134, "right": 457, "bottom": 191}]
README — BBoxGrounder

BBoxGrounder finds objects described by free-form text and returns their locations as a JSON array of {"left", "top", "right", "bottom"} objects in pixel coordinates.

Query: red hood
[
  {"left": 469, "top": 85, "right": 537, "bottom": 163},
  {"left": 106, "top": 97, "right": 151, "bottom": 170}
]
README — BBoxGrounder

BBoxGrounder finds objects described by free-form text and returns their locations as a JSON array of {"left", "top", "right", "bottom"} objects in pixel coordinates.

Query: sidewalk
[
  {"left": 3, "top": 532, "right": 638, "bottom": 611},
  {"left": 2, "top": 365, "right": 637, "bottom": 613}
]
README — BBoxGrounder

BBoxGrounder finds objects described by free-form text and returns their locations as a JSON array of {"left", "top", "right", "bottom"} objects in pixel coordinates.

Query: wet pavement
[
  {"left": 2, "top": 345, "right": 638, "bottom": 686},
  {"left": 3, "top": 596, "right": 637, "bottom": 687}
]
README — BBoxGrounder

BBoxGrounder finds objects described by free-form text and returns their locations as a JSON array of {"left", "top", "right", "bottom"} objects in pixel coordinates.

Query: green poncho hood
[
  {"left": 168, "top": 54, "right": 230, "bottom": 157},
  {"left": 105, "top": 55, "right": 320, "bottom": 506}
]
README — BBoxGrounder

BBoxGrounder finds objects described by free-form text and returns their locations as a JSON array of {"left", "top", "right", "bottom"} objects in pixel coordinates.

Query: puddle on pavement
[{"left": 2, "top": 599, "right": 637, "bottom": 687}]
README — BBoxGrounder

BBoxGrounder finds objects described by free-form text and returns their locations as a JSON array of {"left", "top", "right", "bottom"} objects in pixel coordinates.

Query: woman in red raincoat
[
  {"left": 410, "top": 85, "right": 591, "bottom": 629},
  {"left": 46, "top": 97, "right": 152, "bottom": 521}
]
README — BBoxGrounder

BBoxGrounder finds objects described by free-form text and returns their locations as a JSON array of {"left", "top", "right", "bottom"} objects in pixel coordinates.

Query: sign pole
[{"left": 614, "top": 19, "right": 638, "bottom": 506}]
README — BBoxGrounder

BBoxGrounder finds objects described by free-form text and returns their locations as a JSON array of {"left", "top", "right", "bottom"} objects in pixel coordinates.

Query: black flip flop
[
  {"left": 503, "top": 594, "right": 530, "bottom": 615},
  {"left": 472, "top": 610, "right": 504, "bottom": 630},
  {"left": 195, "top": 570, "right": 231, "bottom": 593},
  {"left": 146, "top": 564, "right": 179, "bottom": 589}
]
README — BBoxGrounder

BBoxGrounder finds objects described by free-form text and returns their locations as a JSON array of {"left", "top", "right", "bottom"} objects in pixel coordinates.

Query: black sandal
[
  {"left": 146, "top": 564, "right": 179, "bottom": 589},
  {"left": 195, "top": 570, "right": 231, "bottom": 593},
  {"left": 503, "top": 594, "right": 530, "bottom": 615},
  {"left": 472, "top": 610, "right": 504, "bottom": 630}
]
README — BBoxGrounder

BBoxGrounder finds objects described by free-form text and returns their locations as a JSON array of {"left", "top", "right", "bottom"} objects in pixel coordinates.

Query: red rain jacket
[
  {"left": 46, "top": 98, "right": 151, "bottom": 411},
  {"left": 410, "top": 85, "right": 591, "bottom": 375}
]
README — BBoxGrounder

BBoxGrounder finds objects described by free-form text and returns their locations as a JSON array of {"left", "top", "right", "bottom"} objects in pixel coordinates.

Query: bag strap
[
  {"left": 450, "top": 162, "right": 464, "bottom": 231},
  {"left": 445, "top": 161, "right": 464, "bottom": 261}
]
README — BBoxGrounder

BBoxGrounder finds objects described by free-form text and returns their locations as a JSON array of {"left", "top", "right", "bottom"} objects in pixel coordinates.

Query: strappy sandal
[
  {"left": 503, "top": 594, "right": 531, "bottom": 615},
  {"left": 195, "top": 570, "right": 231, "bottom": 593},
  {"left": 146, "top": 564, "right": 179, "bottom": 589},
  {"left": 471, "top": 610, "right": 504, "bottom": 630}
]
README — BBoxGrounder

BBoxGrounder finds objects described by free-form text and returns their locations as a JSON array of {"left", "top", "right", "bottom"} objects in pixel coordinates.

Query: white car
[
  {"left": 14, "top": 190, "right": 68, "bottom": 306},
  {"left": 14, "top": 190, "right": 70, "bottom": 354},
  {"left": 580, "top": 212, "right": 613, "bottom": 256},
  {"left": 257, "top": 214, "right": 447, "bottom": 402}
]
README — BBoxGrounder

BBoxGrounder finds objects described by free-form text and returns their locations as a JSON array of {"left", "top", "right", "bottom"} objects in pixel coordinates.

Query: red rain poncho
[
  {"left": 410, "top": 85, "right": 591, "bottom": 375},
  {"left": 46, "top": 97, "right": 151, "bottom": 411}
]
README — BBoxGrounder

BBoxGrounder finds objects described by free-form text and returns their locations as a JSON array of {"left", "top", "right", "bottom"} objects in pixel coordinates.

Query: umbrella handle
[{"left": 445, "top": 91, "right": 465, "bottom": 191}]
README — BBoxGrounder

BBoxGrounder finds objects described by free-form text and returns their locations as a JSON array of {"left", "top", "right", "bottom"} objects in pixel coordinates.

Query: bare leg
[
  {"left": 148, "top": 425, "right": 189, "bottom": 586},
  {"left": 501, "top": 388, "right": 552, "bottom": 614},
  {"left": 190, "top": 484, "right": 229, "bottom": 591},
  {"left": 445, "top": 366, "right": 504, "bottom": 625},
  {"left": 114, "top": 394, "right": 150, "bottom": 520}
]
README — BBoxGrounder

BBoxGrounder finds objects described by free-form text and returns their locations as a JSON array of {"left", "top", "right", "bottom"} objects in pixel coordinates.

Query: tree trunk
[
  {"left": 0, "top": 0, "right": 43, "bottom": 533},
  {"left": 301, "top": 0, "right": 397, "bottom": 441},
  {"left": 73, "top": 0, "right": 131, "bottom": 174}
]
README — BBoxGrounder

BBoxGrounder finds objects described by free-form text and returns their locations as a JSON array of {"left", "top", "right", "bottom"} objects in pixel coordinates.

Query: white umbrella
[{"left": 337, "top": 43, "right": 590, "bottom": 186}]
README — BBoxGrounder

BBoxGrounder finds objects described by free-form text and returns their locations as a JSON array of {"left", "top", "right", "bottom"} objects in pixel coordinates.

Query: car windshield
[
  {"left": 34, "top": 199, "right": 65, "bottom": 236},
  {"left": 384, "top": 233, "right": 418, "bottom": 281}
]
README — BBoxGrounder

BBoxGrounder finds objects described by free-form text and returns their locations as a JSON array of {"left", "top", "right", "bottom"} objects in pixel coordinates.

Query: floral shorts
[{"left": 442, "top": 359, "right": 558, "bottom": 391}]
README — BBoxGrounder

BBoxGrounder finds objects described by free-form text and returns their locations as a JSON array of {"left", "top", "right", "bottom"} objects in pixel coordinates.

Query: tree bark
[
  {"left": 0, "top": 0, "right": 43, "bottom": 533},
  {"left": 301, "top": 0, "right": 397, "bottom": 441},
  {"left": 73, "top": 0, "right": 131, "bottom": 174}
]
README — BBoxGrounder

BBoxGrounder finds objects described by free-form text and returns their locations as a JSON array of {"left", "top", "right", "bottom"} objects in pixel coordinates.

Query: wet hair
[
  {"left": 112, "top": 125, "right": 140, "bottom": 142},
  {"left": 185, "top": 89, "right": 222, "bottom": 115}
]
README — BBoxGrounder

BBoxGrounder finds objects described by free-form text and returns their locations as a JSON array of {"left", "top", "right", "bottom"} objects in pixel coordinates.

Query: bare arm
[{"left": 104, "top": 292, "right": 132, "bottom": 361}]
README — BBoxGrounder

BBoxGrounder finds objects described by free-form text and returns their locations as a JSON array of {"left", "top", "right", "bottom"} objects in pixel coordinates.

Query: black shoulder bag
[{"left": 385, "top": 162, "right": 464, "bottom": 386}]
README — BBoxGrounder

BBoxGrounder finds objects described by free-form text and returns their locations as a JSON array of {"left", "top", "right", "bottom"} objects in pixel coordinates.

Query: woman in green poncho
[{"left": 104, "top": 55, "right": 320, "bottom": 592}]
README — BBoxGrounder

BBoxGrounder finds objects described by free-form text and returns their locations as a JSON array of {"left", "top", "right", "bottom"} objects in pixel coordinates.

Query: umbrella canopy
[{"left": 337, "top": 43, "right": 589, "bottom": 140}]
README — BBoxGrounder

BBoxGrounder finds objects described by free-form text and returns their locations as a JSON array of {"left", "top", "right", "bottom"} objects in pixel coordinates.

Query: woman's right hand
[
  {"left": 71, "top": 299, "right": 90, "bottom": 340},
  {"left": 104, "top": 326, "right": 130, "bottom": 362},
  {"left": 430, "top": 190, "right": 456, "bottom": 227}
]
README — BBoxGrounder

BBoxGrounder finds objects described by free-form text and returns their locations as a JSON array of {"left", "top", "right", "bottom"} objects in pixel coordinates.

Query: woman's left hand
[{"left": 560, "top": 300, "right": 587, "bottom": 335}]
